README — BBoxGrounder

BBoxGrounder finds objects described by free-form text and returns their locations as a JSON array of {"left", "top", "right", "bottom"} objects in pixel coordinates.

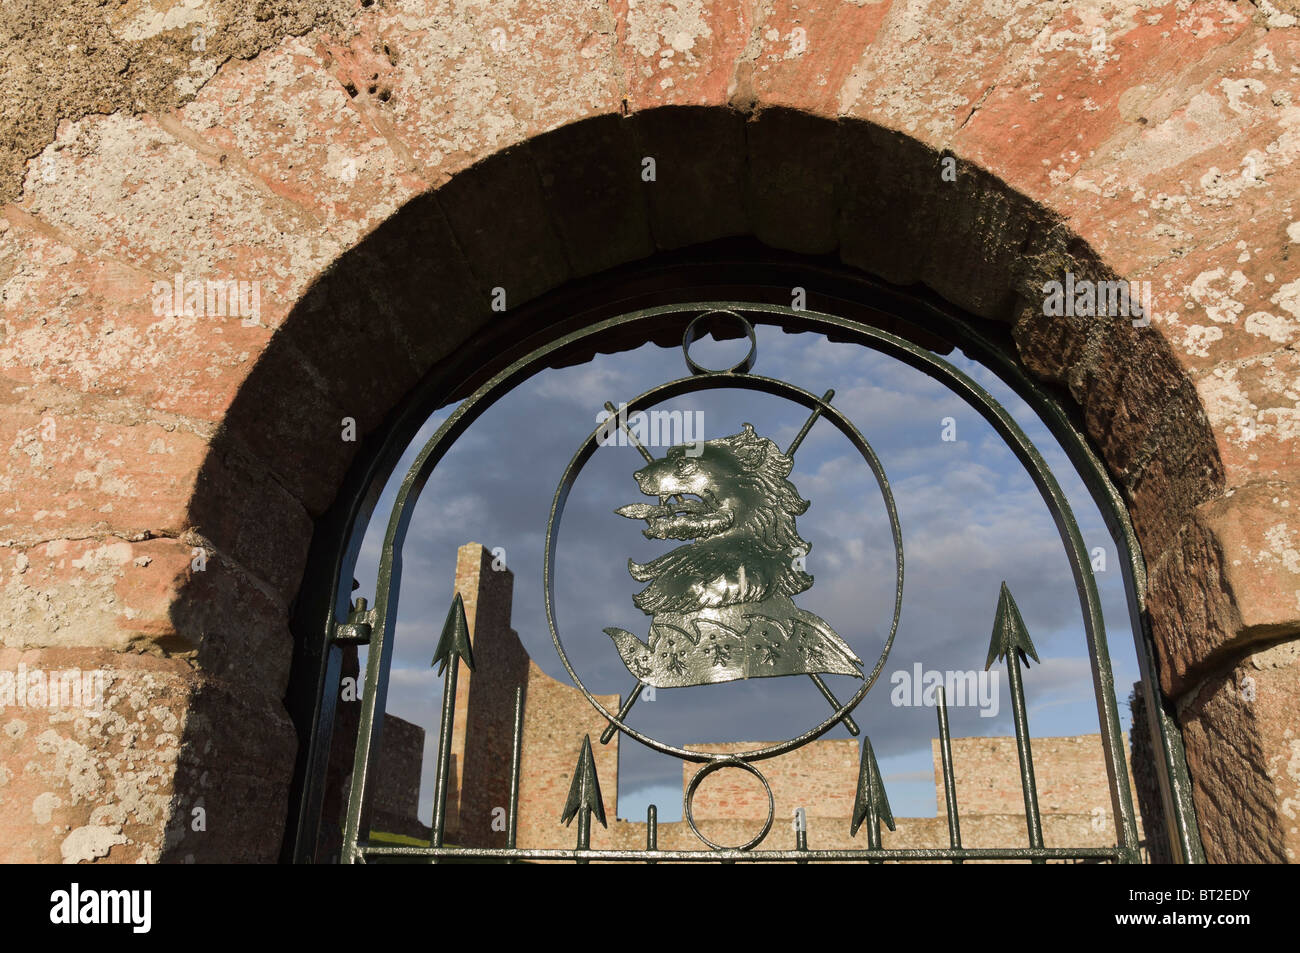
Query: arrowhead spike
[
  {"left": 850, "top": 737, "right": 895, "bottom": 836},
  {"left": 984, "top": 582, "right": 1040, "bottom": 671},
  {"left": 560, "top": 735, "right": 607, "bottom": 828},
  {"left": 431, "top": 592, "right": 475, "bottom": 675}
]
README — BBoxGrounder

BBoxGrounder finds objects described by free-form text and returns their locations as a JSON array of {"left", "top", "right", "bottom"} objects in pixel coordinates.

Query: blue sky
[{"left": 351, "top": 324, "right": 1142, "bottom": 826}]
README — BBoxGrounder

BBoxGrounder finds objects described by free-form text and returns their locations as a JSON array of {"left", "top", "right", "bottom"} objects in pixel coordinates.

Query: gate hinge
[{"left": 334, "top": 597, "right": 374, "bottom": 645}]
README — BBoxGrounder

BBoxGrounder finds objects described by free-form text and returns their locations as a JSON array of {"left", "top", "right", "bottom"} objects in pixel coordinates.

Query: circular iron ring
[
  {"left": 683, "top": 759, "right": 775, "bottom": 852},
  {"left": 681, "top": 309, "right": 758, "bottom": 376},
  {"left": 544, "top": 368, "right": 904, "bottom": 764}
]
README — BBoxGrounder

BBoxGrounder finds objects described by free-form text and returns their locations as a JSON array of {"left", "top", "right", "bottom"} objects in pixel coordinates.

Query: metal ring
[
  {"left": 683, "top": 759, "right": 774, "bottom": 852},
  {"left": 681, "top": 310, "right": 758, "bottom": 375},
  {"left": 543, "top": 372, "right": 904, "bottom": 764}
]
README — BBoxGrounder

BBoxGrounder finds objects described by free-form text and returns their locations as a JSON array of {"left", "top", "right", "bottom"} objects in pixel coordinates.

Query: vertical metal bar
[
  {"left": 596, "top": 401, "right": 670, "bottom": 748},
  {"left": 1006, "top": 652, "right": 1045, "bottom": 861},
  {"left": 936, "top": 687, "right": 962, "bottom": 863},
  {"left": 646, "top": 805, "right": 657, "bottom": 865},
  {"left": 429, "top": 656, "right": 460, "bottom": 854},
  {"left": 576, "top": 808, "right": 591, "bottom": 865},
  {"left": 1074, "top": 590, "right": 1143, "bottom": 864},
  {"left": 796, "top": 812, "right": 809, "bottom": 865},
  {"left": 1135, "top": 623, "right": 1204, "bottom": 862},
  {"left": 507, "top": 686, "right": 523, "bottom": 855},
  {"left": 865, "top": 811, "right": 882, "bottom": 862},
  {"left": 339, "top": 597, "right": 397, "bottom": 862}
]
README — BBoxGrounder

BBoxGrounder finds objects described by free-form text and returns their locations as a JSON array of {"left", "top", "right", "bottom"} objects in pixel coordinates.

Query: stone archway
[{"left": 1, "top": 0, "right": 1297, "bottom": 863}]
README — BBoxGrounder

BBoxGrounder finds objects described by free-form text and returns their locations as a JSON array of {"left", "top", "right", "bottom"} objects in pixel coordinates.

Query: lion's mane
[{"left": 629, "top": 425, "right": 815, "bottom": 614}]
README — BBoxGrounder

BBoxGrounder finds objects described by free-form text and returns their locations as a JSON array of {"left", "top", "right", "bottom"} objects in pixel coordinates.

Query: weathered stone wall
[
  {"left": 938, "top": 735, "right": 1136, "bottom": 818},
  {"left": 1, "top": 0, "right": 1298, "bottom": 862},
  {"left": 446, "top": 543, "right": 620, "bottom": 849},
  {"left": 444, "top": 542, "right": 531, "bottom": 843},
  {"left": 371, "top": 713, "right": 425, "bottom": 838},
  {"left": 684, "top": 739, "right": 861, "bottom": 824}
]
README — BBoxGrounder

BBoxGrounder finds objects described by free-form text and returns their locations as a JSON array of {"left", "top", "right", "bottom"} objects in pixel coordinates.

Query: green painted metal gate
[{"left": 285, "top": 293, "right": 1204, "bottom": 865}]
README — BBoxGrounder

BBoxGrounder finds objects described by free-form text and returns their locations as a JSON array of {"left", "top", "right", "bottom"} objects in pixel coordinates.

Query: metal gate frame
[{"left": 281, "top": 258, "right": 1203, "bottom": 865}]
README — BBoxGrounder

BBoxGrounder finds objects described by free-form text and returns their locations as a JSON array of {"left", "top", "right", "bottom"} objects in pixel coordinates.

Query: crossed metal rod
[{"left": 598, "top": 393, "right": 860, "bottom": 746}]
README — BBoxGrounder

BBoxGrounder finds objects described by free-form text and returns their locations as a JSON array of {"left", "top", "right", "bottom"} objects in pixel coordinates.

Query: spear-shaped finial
[
  {"left": 561, "top": 735, "right": 607, "bottom": 861},
  {"left": 432, "top": 592, "right": 475, "bottom": 675},
  {"left": 430, "top": 592, "right": 475, "bottom": 853},
  {"left": 984, "top": 581, "right": 1044, "bottom": 859},
  {"left": 850, "top": 736, "right": 894, "bottom": 854},
  {"left": 985, "top": 581, "right": 1039, "bottom": 671}
]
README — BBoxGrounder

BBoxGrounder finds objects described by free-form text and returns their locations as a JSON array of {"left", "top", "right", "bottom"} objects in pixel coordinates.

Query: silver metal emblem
[{"left": 604, "top": 423, "right": 863, "bottom": 688}]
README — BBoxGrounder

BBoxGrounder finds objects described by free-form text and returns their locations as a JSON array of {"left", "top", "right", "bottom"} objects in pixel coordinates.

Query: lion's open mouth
[{"left": 616, "top": 493, "right": 734, "bottom": 540}]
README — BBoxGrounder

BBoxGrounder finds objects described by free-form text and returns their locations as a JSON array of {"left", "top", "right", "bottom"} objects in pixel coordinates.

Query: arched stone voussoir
[{"left": 188, "top": 104, "right": 1236, "bottom": 630}]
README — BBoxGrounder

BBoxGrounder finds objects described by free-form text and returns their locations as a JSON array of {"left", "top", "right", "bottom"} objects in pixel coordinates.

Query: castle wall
[
  {"left": 447, "top": 543, "right": 619, "bottom": 849},
  {"left": 444, "top": 543, "right": 1146, "bottom": 861}
]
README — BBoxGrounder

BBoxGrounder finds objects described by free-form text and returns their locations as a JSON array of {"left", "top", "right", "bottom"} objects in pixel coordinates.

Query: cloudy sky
[{"left": 351, "top": 324, "right": 1142, "bottom": 827}]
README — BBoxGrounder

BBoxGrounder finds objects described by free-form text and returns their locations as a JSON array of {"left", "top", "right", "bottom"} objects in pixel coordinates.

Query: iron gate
[{"left": 289, "top": 297, "right": 1204, "bottom": 864}]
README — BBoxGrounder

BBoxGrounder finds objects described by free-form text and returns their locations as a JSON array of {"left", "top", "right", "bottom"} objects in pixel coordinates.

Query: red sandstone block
[
  {"left": 185, "top": 448, "right": 314, "bottom": 602},
  {"left": 839, "top": 0, "right": 1057, "bottom": 145},
  {"left": 1122, "top": 417, "right": 1226, "bottom": 565},
  {"left": 746, "top": 107, "right": 838, "bottom": 255},
  {"left": 1178, "top": 638, "right": 1300, "bottom": 862},
  {"left": 1133, "top": 242, "right": 1300, "bottom": 375},
  {"left": 20, "top": 113, "right": 339, "bottom": 329},
  {"left": 435, "top": 144, "right": 572, "bottom": 305},
  {"left": 953, "top": 1, "right": 1252, "bottom": 204},
  {"left": 0, "top": 403, "right": 207, "bottom": 543},
  {"left": 1066, "top": 308, "right": 1209, "bottom": 482},
  {"left": 1045, "top": 24, "right": 1298, "bottom": 274},
  {"left": 0, "top": 534, "right": 290, "bottom": 691},
  {"left": 745, "top": 0, "right": 892, "bottom": 115},
  {"left": 175, "top": 36, "right": 429, "bottom": 248},
  {"left": 611, "top": 0, "right": 758, "bottom": 109},
  {"left": 0, "top": 647, "right": 195, "bottom": 863},
  {"left": 630, "top": 105, "right": 749, "bottom": 250},
  {"left": 0, "top": 646, "right": 295, "bottom": 863},
  {"left": 0, "top": 212, "right": 270, "bottom": 425},
  {"left": 312, "top": 1, "right": 523, "bottom": 184},
  {"left": 529, "top": 114, "right": 656, "bottom": 276},
  {"left": 1196, "top": 348, "right": 1300, "bottom": 489},
  {"left": 464, "top": 0, "right": 623, "bottom": 133},
  {"left": 1, "top": 537, "right": 183, "bottom": 652}
]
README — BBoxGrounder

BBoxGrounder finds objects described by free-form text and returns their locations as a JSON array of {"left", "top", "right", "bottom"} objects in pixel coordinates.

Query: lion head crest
[{"left": 615, "top": 423, "right": 815, "bottom": 615}]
